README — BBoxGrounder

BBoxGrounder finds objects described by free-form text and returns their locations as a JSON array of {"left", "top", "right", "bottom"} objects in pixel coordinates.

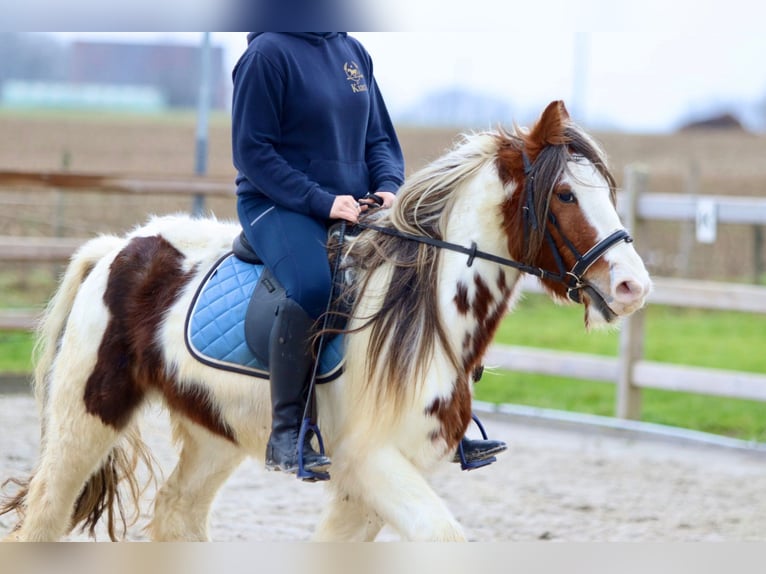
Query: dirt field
[{"left": 2, "top": 393, "right": 765, "bottom": 542}]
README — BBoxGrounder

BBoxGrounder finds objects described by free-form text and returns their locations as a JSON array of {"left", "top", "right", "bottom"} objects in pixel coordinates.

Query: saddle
[
  {"left": 183, "top": 231, "right": 346, "bottom": 383},
  {"left": 231, "top": 232, "right": 283, "bottom": 365}
]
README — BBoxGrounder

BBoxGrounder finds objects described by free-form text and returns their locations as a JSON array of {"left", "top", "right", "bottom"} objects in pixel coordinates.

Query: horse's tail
[
  {"left": 32, "top": 234, "right": 123, "bottom": 413},
  {"left": 69, "top": 429, "right": 157, "bottom": 541},
  {"left": 2, "top": 234, "right": 157, "bottom": 540}
]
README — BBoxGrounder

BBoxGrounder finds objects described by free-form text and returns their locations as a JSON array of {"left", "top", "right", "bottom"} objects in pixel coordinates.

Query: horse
[{"left": 1, "top": 101, "right": 650, "bottom": 542}]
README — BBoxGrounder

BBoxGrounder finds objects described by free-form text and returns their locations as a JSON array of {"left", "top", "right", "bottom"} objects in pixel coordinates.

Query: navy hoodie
[{"left": 232, "top": 32, "right": 405, "bottom": 219}]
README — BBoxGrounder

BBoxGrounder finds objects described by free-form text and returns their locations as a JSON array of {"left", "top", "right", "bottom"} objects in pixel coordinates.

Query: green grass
[
  {"left": 475, "top": 294, "right": 766, "bottom": 441},
  {"left": 2, "top": 293, "right": 765, "bottom": 441},
  {"left": 0, "top": 331, "right": 34, "bottom": 374}
]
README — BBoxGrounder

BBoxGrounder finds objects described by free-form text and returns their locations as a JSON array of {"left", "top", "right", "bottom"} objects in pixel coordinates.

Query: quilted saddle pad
[{"left": 184, "top": 253, "right": 344, "bottom": 383}]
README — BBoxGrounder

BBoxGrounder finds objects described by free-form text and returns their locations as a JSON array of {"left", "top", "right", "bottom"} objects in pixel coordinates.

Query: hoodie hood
[{"left": 247, "top": 32, "right": 345, "bottom": 44}]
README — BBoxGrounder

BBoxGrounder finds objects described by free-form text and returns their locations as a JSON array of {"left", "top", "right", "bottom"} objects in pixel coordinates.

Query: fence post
[
  {"left": 192, "top": 32, "right": 212, "bottom": 217},
  {"left": 678, "top": 160, "right": 699, "bottom": 277},
  {"left": 50, "top": 149, "right": 71, "bottom": 280},
  {"left": 755, "top": 225, "right": 764, "bottom": 285},
  {"left": 615, "top": 164, "right": 647, "bottom": 420},
  {"left": 617, "top": 308, "right": 645, "bottom": 419}
]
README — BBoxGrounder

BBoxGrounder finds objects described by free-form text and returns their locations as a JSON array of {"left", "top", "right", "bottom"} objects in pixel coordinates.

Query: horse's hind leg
[
  {"left": 10, "top": 396, "right": 125, "bottom": 541},
  {"left": 7, "top": 312, "right": 153, "bottom": 542},
  {"left": 313, "top": 486, "right": 385, "bottom": 542},
  {"left": 148, "top": 417, "right": 245, "bottom": 541}
]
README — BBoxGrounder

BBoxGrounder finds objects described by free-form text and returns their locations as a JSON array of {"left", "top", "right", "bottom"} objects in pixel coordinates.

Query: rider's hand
[{"left": 330, "top": 195, "right": 363, "bottom": 223}]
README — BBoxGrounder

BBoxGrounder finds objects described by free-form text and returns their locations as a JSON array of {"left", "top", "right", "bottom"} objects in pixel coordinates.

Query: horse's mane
[
  {"left": 345, "top": 133, "right": 501, "bottom": 405},
  {"left": 344, "top": 121, "right": 615, "bottom": 407}
]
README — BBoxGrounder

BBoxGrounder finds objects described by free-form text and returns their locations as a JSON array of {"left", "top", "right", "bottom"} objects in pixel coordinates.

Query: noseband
[{"left": 355, "top": 148, "right": 633, "bottom": 307}]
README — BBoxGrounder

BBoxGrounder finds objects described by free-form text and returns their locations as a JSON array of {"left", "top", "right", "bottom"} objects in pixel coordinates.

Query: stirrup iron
[
  {"left": 296, "top": 417, "right": 330, "bottom": 482},
  {"left": 458, "top": 414, "right": 497, "bottom": 471}
]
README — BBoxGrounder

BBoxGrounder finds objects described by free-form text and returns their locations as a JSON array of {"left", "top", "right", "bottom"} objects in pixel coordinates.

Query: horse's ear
[{"left": 528, "top": 100, "right": 570, "bottom": 148}]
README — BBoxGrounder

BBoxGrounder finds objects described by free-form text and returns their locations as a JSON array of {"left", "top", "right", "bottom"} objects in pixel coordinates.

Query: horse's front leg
[
  {"left": 335, "top": 445, "right": 466, "bottom": 542},
  {"left": 313, "top": 484, "right": 385, "bottom": 542}
]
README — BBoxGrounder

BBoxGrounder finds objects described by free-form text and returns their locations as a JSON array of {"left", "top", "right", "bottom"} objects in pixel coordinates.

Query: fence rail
[
  {"left": 1, "top": 167, "right": 765, "bottom": 421},
  {"left": 620, "top": 191, "right": 766, "bottom": 225},
  {"left": 485, "top": 345, "right": 766, "bottom": 403},
  {"left": 0, "top": 309, "right": 39, "bottom": 331},
  {"left": 0, "top": 169, "right": 232, "bottom": 197},
  {"left": 0, "top": 236, "right": 85, "bottom": 262},
  {"left": 506, "top": 274, "right": 766, "bottom": 407}
]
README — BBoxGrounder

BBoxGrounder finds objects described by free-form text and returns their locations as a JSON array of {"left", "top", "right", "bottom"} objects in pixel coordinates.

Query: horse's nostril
[{"left": 615, "top": 279, "right": 642, "bottom": 301}]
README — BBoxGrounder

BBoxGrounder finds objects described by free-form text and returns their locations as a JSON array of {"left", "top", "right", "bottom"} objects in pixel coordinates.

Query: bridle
[{"left": 355, "top": 148, "right": 633, "bottom": 307}]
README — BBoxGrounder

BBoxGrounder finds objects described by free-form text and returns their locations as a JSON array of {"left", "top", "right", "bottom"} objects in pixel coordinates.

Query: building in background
[{"left": 0, "top": 35, "right": 227, "bottom": 112}]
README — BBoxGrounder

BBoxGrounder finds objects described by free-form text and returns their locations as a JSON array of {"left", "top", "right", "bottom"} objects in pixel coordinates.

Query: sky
[
  {"left": 49, "top": 2, "right": 766, "bottom": 133},
  {"left": 354, "top": 31, "right": 766, "bottom": 132}
]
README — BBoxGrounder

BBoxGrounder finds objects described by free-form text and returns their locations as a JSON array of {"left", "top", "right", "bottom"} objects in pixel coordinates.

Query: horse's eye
[{"left": 557, "top": 191, "right": 577, "bottom": 204}]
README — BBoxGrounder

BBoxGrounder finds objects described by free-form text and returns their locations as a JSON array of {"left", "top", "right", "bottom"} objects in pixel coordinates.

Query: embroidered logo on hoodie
[{"left": 344, "top": 61, "right": 368, "bottom": 93}]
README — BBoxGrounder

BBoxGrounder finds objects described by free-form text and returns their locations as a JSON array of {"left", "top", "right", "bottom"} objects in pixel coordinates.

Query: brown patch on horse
[
  {"left": 454, "top": 282, "right": 470, "bottom": 315},
  {"left": 426, "top": 375, "right": 472, "bottom": 450},
  {"left": 462, "top": 269, "right": 513, "bottom": 376},
  {"left": 461, "top": 332, "right": 471, "bottom": 353},
  {"left": 472, "top": 274, "right": 493, "bottom": 323},
  {"left": 429, "top": 269, "right": 514, "bottom": 449},
  {"left": 85, "top": 235, "right": 236, "bottom": 443},
  {"left": 497, "top": 266, "right": 509, "bottom": 294},
  {"left": 496, "top": 169, "right": 526, "bottom": 264}
]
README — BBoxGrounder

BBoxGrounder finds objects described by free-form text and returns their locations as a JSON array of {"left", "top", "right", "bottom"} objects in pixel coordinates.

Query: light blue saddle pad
[{"left": 184, "top": 253, "right": 344, "bottom": 383}]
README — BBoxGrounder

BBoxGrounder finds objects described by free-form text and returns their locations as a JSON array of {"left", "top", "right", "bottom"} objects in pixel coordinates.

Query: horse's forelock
[{"left": 564, "top": 126, "right": 617, "bottom": 204}]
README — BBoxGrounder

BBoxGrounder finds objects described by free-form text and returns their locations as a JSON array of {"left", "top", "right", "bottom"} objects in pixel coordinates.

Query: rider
[{"left": 232, "top": 32, "right": 506, "bottom": 475}]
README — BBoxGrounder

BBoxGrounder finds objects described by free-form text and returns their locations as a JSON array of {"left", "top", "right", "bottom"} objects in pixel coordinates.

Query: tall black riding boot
[{"left": 265, "top": 298, "right": 331, "bottom": 474}]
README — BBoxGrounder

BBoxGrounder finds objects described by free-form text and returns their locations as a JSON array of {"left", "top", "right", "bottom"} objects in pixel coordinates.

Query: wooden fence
[
  {"left": 494, "top": 165, "right": 766, "bottom": 419},
  {"left": 490, "top": 274, "right": 766, "bottom": 420},
  {"left": 1, "top": 167, "right": 765, "bottom": 421},
  {"left": 0, "top": 170, "right": 232, "bottom": 198}
]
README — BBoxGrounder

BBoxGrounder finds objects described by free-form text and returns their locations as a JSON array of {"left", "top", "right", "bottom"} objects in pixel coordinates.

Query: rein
[
  {"left": 355, "top": 220, "right": 631, "bottom": 303},
  {"left": 355, "top": 221, "right": 563, "bottom": 280},
  {"left": 355, "top": 147, "right": 634, "bottom": 304}
]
